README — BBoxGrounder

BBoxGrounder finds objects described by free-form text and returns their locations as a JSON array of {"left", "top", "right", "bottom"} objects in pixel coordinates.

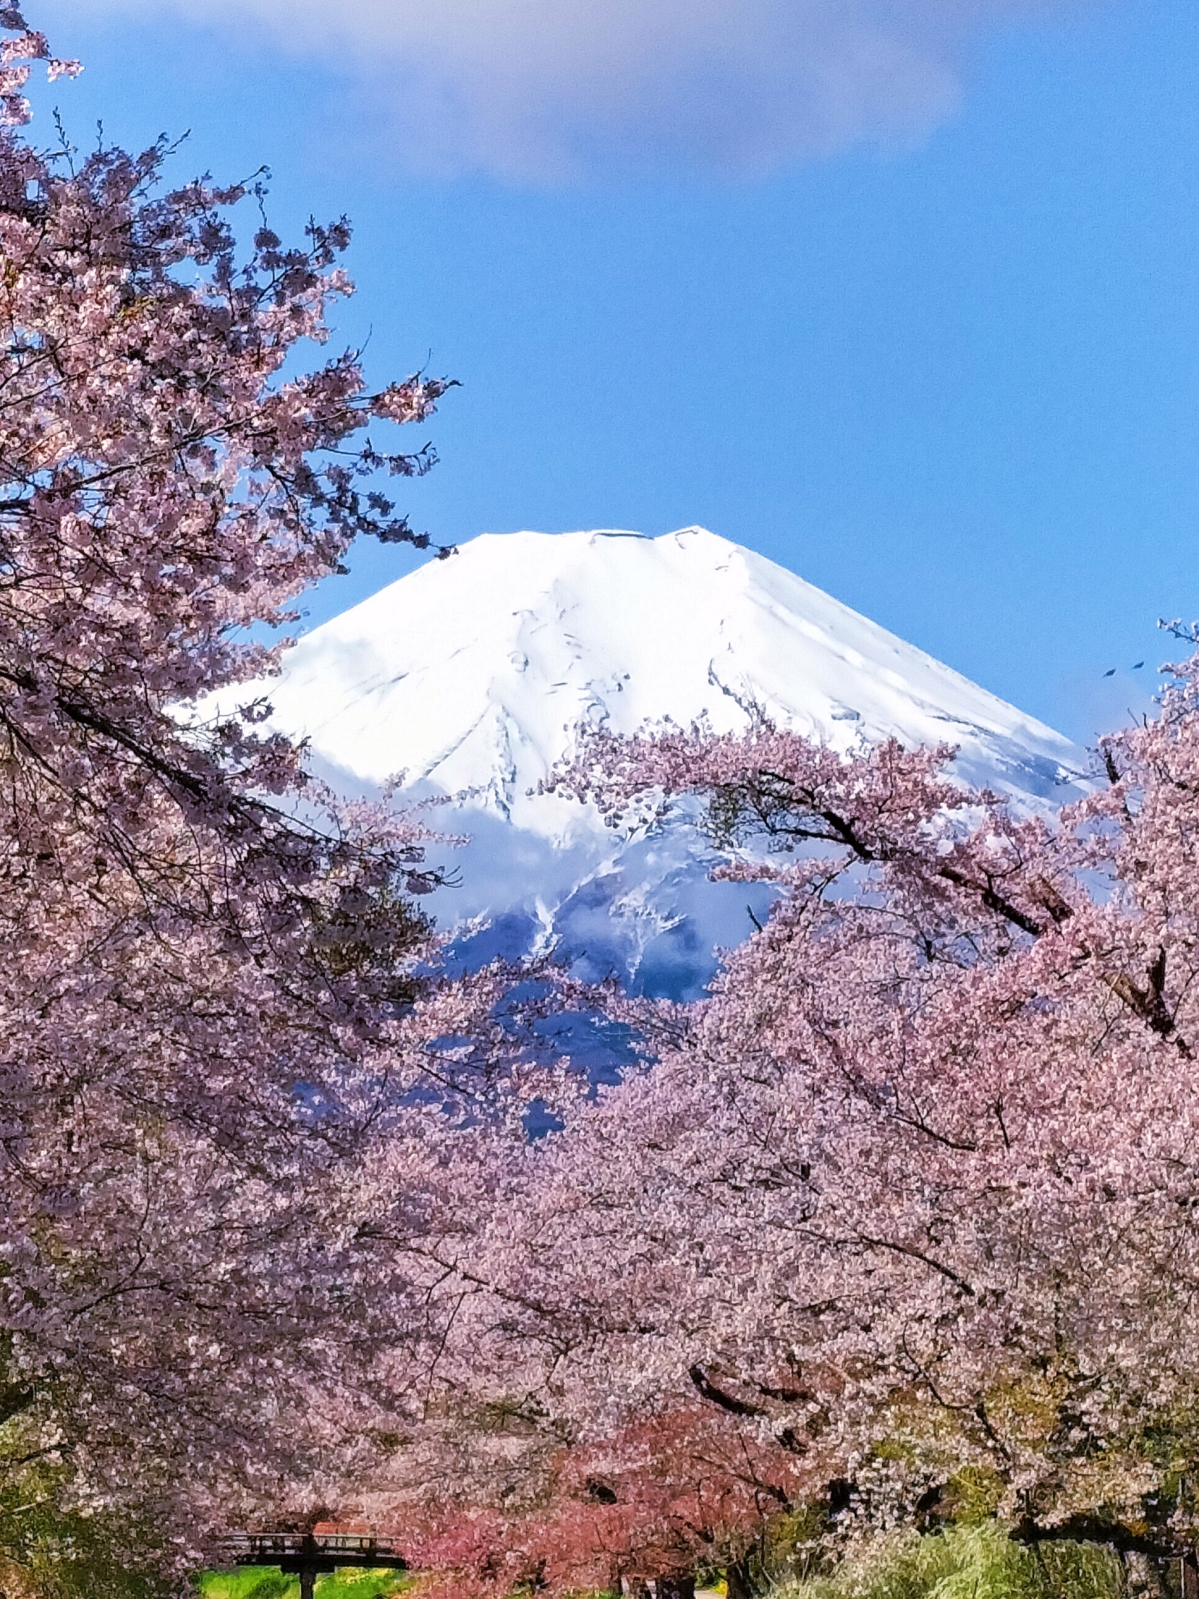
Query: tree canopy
[{"left": 3, "top": 12, "right": 1199, "bottom": 1599}]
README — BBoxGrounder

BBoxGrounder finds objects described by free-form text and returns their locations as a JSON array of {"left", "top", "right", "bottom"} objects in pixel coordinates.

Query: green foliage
[
  {"left": 757, "top": 1504, "right": 835, "bottom": 1589},
  {"left": 934, "top": 1468, "right": 1007, "bottom": 1527},
  {"left": 770, "top": 1525, "right": 1121, "bottom": 1599},
  {"left": 0, "top": 1345, "right": 168, "bottom": 1599},
  {"left": 199, "top": 1568, "right": 412, "bottom": 1599},
  {"left": 200, "top": 1573, "right": 293, "bottom": 1599},
  {"left": 0, "top": 1480, "right": 172, "bottom": 1599}
]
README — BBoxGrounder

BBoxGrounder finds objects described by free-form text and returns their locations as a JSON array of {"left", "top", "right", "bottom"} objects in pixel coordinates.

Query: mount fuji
[{"left": 243, "top": 527, "right": 1092, "bottom": 996}]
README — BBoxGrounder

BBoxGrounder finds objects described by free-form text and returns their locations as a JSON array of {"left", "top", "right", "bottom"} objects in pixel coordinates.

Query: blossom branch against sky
[{"left": 82, "top": 0, "right": 1093, "bottom": 182}]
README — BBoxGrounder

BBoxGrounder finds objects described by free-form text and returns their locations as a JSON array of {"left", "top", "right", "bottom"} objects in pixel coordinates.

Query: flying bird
[{"left": 1104, "top": 668, "right": 1116, "bottom": 677}]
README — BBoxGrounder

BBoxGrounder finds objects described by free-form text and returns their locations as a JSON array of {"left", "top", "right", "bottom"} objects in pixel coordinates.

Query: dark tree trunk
[
  {"left": 654, "top": 1576, "right": 695, "bottom": 1599},
  {"left": 726, "top": 1557, "right": 755, "bottom": 1599}
]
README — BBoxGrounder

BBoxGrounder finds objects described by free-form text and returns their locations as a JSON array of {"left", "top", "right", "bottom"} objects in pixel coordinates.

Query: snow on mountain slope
[
  {"left": 241, "top": 527, "right": 1092, "bottom": 994},
  {"left": 259, "top": 526, "right": 1087, "bottom": 811}
]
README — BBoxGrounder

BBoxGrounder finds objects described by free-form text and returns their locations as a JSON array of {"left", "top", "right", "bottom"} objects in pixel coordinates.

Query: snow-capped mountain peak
[
  {"left": 237, "top": 527, "right": 1090, "bottom": 996},
  {"left": 255, "top": 526, "right": 1088, "bottom": 834}
]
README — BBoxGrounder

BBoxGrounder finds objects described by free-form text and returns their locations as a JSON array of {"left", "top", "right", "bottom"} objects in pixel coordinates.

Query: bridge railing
[{"left": 221, "top": 1532, "right": 407, "bottom": 1567}]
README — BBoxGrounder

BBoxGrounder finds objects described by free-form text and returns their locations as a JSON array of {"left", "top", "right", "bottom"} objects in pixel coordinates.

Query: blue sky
[{"left": 34, "top": 0, "right": 1199, "bottom": 745}]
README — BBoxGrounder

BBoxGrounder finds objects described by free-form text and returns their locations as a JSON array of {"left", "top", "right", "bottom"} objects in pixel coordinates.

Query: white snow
[
  {"left": 230, "top": 527, "right": 1091, "bottom": 994},
  {"left": 249, "top": 526, "right": 1088, "bottom": 823}
]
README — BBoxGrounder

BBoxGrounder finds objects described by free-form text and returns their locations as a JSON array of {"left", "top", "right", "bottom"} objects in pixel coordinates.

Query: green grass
[
  {"left": 200, "top": 1567, "right": 412, "bottom": 1599},
  {"left": 770, "top": 1525, "right": 1121, "bottom": 1599}
]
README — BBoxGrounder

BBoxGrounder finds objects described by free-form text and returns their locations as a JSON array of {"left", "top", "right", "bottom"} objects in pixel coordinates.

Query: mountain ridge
[
  {"left": 232, "top": 526, "right": 1092, "bottom": 995},
  {"left": 255, "top": 526, "right": 1089, "bottom": 818}
]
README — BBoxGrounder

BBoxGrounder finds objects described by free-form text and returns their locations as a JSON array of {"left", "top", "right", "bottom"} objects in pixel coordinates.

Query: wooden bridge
[{"left": 222, "top": 1530, "right": 407, "bottom": 1599}]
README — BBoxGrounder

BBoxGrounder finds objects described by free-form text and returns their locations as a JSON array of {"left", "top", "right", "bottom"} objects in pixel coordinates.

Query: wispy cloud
[{"left": 92, "top": 0, "right": 1083, "bottom": 182}]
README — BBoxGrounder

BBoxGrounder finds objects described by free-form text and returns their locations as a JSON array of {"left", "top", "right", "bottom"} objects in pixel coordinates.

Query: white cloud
[{"left": 88, "top": 0, "right": 1081, "bottom": 182}]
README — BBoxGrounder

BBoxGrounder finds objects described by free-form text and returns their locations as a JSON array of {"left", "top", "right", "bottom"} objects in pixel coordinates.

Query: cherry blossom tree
[
  {"left": 8, "top": 10, "right": 1198, "bottom": 1596},
  {"left": 384, "top": 655, "right": 1199, "bottom": 1598},
  {"left": 0, "top": 12, "right": 547, "bottom": 1586}
]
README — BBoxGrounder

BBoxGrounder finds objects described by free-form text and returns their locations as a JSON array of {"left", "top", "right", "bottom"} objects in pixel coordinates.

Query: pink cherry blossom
[
  {"left": 388, "top": 658, "right": 1199, "bottom": 1592},
  {"left": 0, "top": 9, "right": 540, "bottom": 1580}
]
